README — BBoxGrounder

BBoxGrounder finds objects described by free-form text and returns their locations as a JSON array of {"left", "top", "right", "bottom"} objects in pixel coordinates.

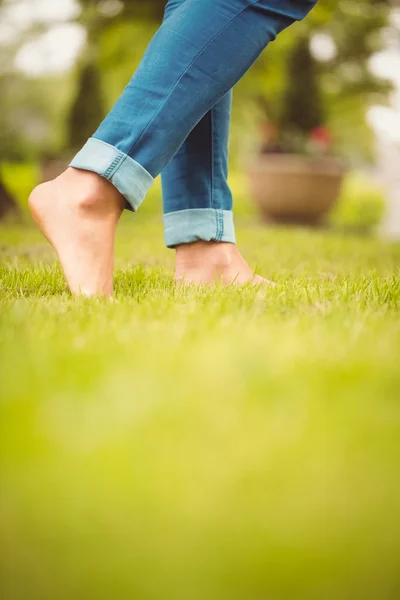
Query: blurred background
[
  {"left": 1, "top": 4, "right": 400, "bottom": 599},
  {"left": 0, "top": 0, "right": 399, "bottom": 234}
]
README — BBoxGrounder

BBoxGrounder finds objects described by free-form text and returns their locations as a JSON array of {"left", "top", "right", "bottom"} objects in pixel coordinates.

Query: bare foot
[
  {"left": 175, "top": 241, "right": 275, "bottom": 286},
  {"left": 29, "top": 168, "right": 125, "bottom": 296}
]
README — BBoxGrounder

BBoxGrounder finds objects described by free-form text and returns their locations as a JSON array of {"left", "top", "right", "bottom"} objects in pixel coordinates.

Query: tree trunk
[{"left": 0, "top": 178, "right": 20, "bottom": 221}]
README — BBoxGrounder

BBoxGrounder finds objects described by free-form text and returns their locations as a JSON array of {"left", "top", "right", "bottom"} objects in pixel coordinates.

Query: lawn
[{"left": 1, "top": 212, "right": 400, "bottom": 600}]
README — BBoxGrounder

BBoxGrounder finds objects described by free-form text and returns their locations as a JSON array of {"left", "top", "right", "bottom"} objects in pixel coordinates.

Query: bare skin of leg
[
  {"left": 175, "top": 241, "right": 274, "bottom": 286},
  {"left": 29, "top": 168, "right": 125, "bottom": 297},
  {"left": 29, "top": 168, "right": 271, "bottom": 294}
]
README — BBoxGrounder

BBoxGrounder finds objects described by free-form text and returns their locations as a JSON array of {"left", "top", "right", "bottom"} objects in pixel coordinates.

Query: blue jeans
[{"left": 70, "top": 0, "right": 317, "bottom": 247}]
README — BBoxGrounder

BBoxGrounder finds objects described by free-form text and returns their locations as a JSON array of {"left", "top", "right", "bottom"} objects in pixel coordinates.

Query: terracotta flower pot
[{"left": 249, "top": 154, "right": 345, "bottom": 225}]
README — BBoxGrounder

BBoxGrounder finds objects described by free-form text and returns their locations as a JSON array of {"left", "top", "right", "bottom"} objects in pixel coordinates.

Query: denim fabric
[{"left": 70, "top": 0, "right": 318, "bottom": 247}]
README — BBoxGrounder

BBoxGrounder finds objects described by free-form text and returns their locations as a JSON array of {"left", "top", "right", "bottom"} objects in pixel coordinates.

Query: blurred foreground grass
[{"left": 1, "top": 214, "right": 400, "bottom": 600}]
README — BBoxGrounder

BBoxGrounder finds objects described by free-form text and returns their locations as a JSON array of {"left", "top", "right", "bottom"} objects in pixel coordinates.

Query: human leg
[{"left": 30, "top": 0, "right": 318, "bottom": 294}]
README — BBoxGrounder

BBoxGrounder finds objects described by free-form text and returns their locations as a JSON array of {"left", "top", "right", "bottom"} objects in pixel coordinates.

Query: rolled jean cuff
[
  {"left": 163, "top": 208, "right": 236, "bottom": 248},
  {"left": 70, "top": 138, "right": 154, "bottom": 211}
]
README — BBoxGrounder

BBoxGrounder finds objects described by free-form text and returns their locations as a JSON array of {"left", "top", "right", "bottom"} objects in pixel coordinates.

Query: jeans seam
[
  {"left": 104, "top": 153, "right": 124, "bottom": 179},
  {"left": 216, "top": 209, "right": 224, "bottom": 241},
  {"left": 126, "top": 0, "right": 262, "bottom": 159},
  {"left": 210, "top": 108, "right": 214, "bottom": 210}
]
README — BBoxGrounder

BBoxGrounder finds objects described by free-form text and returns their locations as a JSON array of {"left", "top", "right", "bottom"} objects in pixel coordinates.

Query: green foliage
[
  {"left": 98, "top": 20, "right": 158, "bottom": 110},
  {"left": 1, "top": 220, "right": 400, "bottom": 599},
  {"left": 78, "top": 0, "right": 166, "bottom": 22},
  {"left": 67, "top": 62, "right": 105, "bottom": 153},
  {"left": 0, "top": 75, "right": 49, "bottom": 161},
  {"left": 332, "top": 171, "right": 386, "bottom": 233},
  {"left": 0, "top": 162, "right": 40, "bottom": 212},
  {"left": 0, "top": 71, "right": 76, "bottom": 162},
  {"left": 279, "top": 35, "right": 324, "bottom": 135}
]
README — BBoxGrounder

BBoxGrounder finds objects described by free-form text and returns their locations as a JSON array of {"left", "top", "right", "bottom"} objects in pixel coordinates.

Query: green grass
[{"left": 1, "top": 213, "right": 400, "bottom": 600}]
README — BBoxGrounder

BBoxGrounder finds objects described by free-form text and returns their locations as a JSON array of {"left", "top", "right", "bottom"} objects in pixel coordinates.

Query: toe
[{"left": 252, "top": 274, "right": 276, "bottom": 287}]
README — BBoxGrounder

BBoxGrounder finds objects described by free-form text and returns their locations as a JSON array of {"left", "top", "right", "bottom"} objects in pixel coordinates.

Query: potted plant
[{"left": 249, "top": 36, "right": 345, "bottom": 225}]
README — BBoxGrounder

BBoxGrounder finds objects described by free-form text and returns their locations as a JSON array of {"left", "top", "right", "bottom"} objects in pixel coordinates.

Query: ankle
[
  {"left": 57, "top": 168, "right": 125, "bottom": 215},
  {"left": 175, "top": 241, "right": 236, "bottom": 269}
]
